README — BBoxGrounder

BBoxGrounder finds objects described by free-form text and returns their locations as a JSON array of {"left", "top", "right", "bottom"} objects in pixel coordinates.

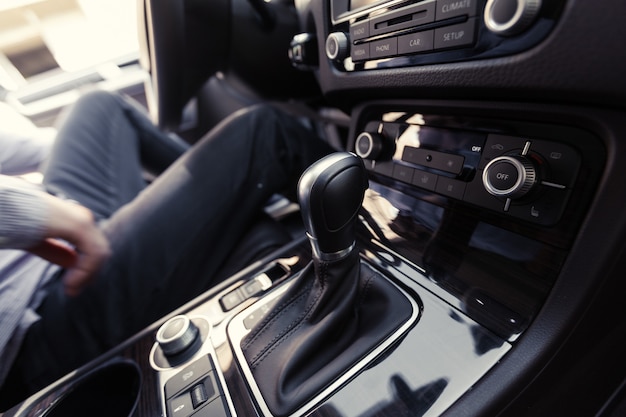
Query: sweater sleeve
[
  {"left": 0, "top": 175, "right": 48, "bottom": 249},
  {"left": 0, "top": 130, "right": 55, "bottom": 175}
]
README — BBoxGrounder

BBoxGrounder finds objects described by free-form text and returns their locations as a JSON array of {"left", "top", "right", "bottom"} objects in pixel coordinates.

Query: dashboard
[{"left": 5, "top": 0, "right": 626, "bottom": 417}]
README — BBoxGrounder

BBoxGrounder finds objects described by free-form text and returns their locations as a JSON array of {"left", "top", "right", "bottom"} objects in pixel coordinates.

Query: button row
[
  {"left": 352, "top": 18, "right": 477, "bottom": 61},
  {"left": 350, "top": 0, "right": 479, "bottom": 41},
  {"left": 368, "top": 157, "right": 571, "bottom": 226},
  {"left": 219, "top": 263, "right": 289, "bottom": 311},
  {"left": 372, "top": 160, "right": 467, "bottom": 200},
  {"left": 401, "top": 146, "right": 465, "bottom": 175}
]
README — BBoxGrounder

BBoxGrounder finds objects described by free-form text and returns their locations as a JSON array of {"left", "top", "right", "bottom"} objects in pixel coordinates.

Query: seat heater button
[{"left": 411, "top": 169, "right": 438, "bottom": 191}]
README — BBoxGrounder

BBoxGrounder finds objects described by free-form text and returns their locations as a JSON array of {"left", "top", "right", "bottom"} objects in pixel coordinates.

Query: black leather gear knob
[{"left": 297, "top": 152, "right": 368, "bottom": 261}]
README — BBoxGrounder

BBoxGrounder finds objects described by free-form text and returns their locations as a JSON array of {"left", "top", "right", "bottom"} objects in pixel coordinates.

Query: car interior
[{"left": 1, "top": 0, "right": 626, "bottom": 416}]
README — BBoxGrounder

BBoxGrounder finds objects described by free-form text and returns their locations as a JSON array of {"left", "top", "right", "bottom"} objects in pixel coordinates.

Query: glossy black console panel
[
  {"left": 4, "top": 239, "right": 510, "bottom": 417},
  {"left": 177, "top": 239, "right": 510, "bottom": 417},
  {"left": 348, "top": 101, "right": 605, "bottom": 342}
]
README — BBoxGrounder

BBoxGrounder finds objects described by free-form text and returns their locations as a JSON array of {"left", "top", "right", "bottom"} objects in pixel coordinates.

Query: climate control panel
[{"left": 353, "top": 113, "right": 581, "bottom": 226}]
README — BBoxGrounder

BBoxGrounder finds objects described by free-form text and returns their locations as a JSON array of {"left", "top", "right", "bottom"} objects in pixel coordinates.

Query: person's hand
[{"left": 28, "top": 194, "right": 111, "bottom": 296}]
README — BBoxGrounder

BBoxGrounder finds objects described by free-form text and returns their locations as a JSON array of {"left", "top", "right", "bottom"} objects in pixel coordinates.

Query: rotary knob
[
  {"left": 482, "top": 155, "right": 537, "bottom": 199},
  {"left": 484, "top": 0, "right": 542, "bottom": 36},
  {"left": 156, "top": 315, "right": 200, "bottom": 357},
  {"left": 325, "top": 32, "right": 349, "bottom": 61},
  {"left": 355, "top": 132, "right": 384, "bottom": 160}
]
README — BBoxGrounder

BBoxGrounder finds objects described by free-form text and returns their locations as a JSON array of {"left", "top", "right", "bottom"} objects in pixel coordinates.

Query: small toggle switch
[{"left": 190, "top": 383, "right": 209, "bottom": 409}]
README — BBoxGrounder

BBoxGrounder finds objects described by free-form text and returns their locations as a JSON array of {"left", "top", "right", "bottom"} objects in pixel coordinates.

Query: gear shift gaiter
[{"left": 240, "top": 153, "right": 418, "bottom": 417}]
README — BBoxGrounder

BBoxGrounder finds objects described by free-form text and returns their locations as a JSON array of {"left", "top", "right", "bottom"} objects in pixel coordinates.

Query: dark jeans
[{"left": 0, "top": 91, "right": 331, "bottom": 407}]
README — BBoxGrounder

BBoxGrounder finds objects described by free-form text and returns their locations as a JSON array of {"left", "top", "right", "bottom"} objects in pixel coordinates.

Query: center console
[
  {"left": 5, "top": 0, "right": 617, "bottom": 414},
  {"left": 7, "top": 98, "right": 606, "bottom": 417}
]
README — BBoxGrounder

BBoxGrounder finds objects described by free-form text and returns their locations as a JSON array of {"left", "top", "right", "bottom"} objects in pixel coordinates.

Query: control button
[
  {"left": 220, "top": 273, "right": 273, "bottom": 311},
  {"left": 350, "top": 21, "right": 369, "bottom": 41},
  {"left": 393, "top": 164, "right": 414, "bottom": 184},
  {"left": 411, "top": 169, "right": 438, "bottom": 191},
  {"left": 242, "top": 279, "right": 264, "bottom": 297},
  {"left": 351, "top": 43, "right": 370, "bottom": 61},
  {"left": 242, "top": 273, "right": 272, "bottom": 297},
  {"left": 355, "top": 132, "right": 384, "bottom": 159},
  {"left": 156, "top": 315, "right": 200, "bottom": 357},
  {"left": 168, "top": 373, "right": 225, "bottom": 417},
  {"left": 370, "top": 38, "right": 398, "bottom": 59},
  {"left": 434, "top": 18, "right": 476, "bottom": 50},
  {"left": 486, "top": 159, "right": 519, "bottom": 192},
  {"left": 507, "top": 186, "right": 569, "bottom": 225},
  {"left": 192, "top": 396, "right": 230, "bottom": 417},
  {"left": 463, "top": 289, "right": 526, "bottom": 338},
  {"left": 372, "top": 160, "right": 395, "bottom": 176},
  {"left": 164, "top": 355, "right": 213, "bottom": 398},
  {"left": 401, "top": 147, "right": 464, "bottom": 175},
  {"left": 219, "top": 290, "right": 245, "bottom": 311},
  {"left": 484, "top": 0, "right": 542, "bottom": 36},
  {"left": 169, "top": 392, "right": 194, "bottom": 417},
  {"left": 398, "top": 30, "right": 434, "bottom": 55},
  {"left": 529, "top": 140, "right": 580, "bottom": 188},
  {"left": 483, "top": 155, "right": 537, "bottom": 198},
  {"left": 436, "top": 0, "right": 479, "bottom": 20},
  {"left": 436, "top": 177, "right": 466, "bottom": 199},
  {"left": 326, "top": 32, "right": 349, "bottom": 61},
  {"left": 480, "top": 134, "right": 529, "bottom": 168},
  {"left": 191, "top": 383, "right": 209, "bottom": 409}
]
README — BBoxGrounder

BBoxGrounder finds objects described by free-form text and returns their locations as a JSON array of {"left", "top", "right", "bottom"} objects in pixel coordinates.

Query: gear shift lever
[
  {"left": 298, "top": 152, "right": 368, "bottom": 261},
  {"left": 240, "top": 152, "right": 414, "bottom": 417}
]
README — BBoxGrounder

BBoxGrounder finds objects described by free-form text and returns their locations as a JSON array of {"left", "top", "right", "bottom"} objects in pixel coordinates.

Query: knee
[{"left": 73, "top": 90, "right": 125, "bottom": 117}]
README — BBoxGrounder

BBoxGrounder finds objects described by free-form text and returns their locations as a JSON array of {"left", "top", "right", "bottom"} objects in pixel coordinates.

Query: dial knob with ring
[
  {"left": 484, "top": 0, "right": 542, "bottom": 36},
  {"left": 326, "top": 32, "right": 349, "bottom": 61},
  {"left": 355, "top": 132, "right": 384, "bottom": 160},
  {"left": 483, "top": 155, "right": 537, "bottom": 199},
  {"left": 156, "top": 315, "right": 199, "bottom": 357}
]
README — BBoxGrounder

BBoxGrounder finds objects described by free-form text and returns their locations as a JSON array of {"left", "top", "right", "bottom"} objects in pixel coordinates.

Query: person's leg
[
  {"left": 42, "top": 90, "right": 188, "bottom": 219},
  {"left": 8, "top": 104, "right": 333, "bottom": 401}
]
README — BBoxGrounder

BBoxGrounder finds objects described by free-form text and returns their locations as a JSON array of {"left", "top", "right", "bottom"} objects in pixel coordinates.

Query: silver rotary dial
[
  {"left": 483, "top": 155, "right": 537, "bottom": 199},
  {"left": 156, "top": 315, "right": 200, "bottom": 357}
]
